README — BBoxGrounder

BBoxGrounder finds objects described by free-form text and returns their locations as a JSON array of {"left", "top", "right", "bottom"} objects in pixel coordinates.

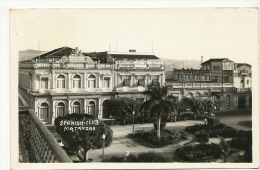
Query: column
[
  {"left": 68, "top": 73, "right": 71, "bottom": 90},
  {"left": 31, "top": 74, "right": 38, "bottom": 92},
  {"left": 159, "top": 74, "right": 162, "bottom": 85},
  {"left": 51, "top": 100, "right": 56, "bottom": 124},
  {"left": 98, "top": 98, "right": 102, "bottom": 119},
  {"left": 131, "top": 74, "right": 135, "bottom": 87},
  {"left": 83, "top": 73, "right": 86, "bottom": 89},
  {"left": 83, "top": 99, "right": 87, "bottom": 114},
  {"left": 68, "top": 99, "right": 71, "bottom": 114},
  {"left": 99, "top": 74, "right": 103, "bottom": 89},
  {"left": 52, "top": 74, "right": 55, "bottom": 90},
  {"left": 145, "top": 74, "right": 149, "bottom": 86}
]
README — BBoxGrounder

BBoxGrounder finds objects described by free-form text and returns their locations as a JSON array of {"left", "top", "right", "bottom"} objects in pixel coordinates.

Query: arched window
[
  {"left": 57, "top": 75, "right": 65, "bottom": 89},
  {"left": 72, "top": 75, "right": 81, "bottom": 88},
  {"left": 88, "top": 75, "right": 96, "bottom": 88},
  {"left": 72, "top": 101, "right": 81, "bottom": 114},
  {"left": 40, "top": 102, "right": 49, "bottom": 119},
  {"left": 88, "top": 101, "right": 95, "bottom": 116},
  {"left": 57, "top": 102, "right": 65, "bottom": 117}
]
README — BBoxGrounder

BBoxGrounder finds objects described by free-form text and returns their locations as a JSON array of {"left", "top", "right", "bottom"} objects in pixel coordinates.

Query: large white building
[{"left": 19, "top": 47, "right": 165, "bottom": 124}]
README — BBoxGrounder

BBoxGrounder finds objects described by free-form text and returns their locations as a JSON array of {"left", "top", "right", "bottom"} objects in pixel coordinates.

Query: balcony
[
  {"left": 19, "top": 63, "right": 114, "bottom": 69},
  {"left": 166, "top": 82, "right": 235, "bottom": 89},
  {"left": 236, "top": 88, "right": 252, "bottom": 92},
  {"left": 19, "top": 110, "right": 72, "bottom": 163},
  {"left": 116, "top": 86, "right": 146, "bottom": 92}
]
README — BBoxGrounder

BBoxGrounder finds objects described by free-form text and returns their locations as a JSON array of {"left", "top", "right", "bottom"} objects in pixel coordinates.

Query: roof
[
  {"left": 201, "top": 58, "right": 232, "bottom": 65},
  {"left": 236, "top": 63, "right": 251, "bottom": 68},
  {"left": 109, "top": 54, "right": 159, "bottom": 60},
  {"left": 32, "top": 46, "right": 74, "bottom": 60}
]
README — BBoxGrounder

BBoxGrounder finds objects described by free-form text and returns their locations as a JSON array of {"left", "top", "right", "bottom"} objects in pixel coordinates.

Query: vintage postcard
[{"left": 10, "top": 8, "right": 259, "bottom": 169}]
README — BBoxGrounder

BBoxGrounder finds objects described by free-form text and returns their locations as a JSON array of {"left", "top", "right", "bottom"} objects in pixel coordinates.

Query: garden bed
[
  {"left": 107, "top": 151, "right": 170, "bottom": 162},
  {"left": 175, "top": 144, "right": 222, "bottom": 162},
  {"left": 185, "top": 123, "right": 237, "bottom": 138},
  {"left": 131, "top": 129, "right": 186, "bottom": 147}
]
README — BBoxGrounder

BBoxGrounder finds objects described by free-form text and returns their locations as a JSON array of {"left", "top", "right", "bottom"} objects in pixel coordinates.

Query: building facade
[
  {"left": 166, "top": 58, "right": 252, "bottom": 111},
  {"left": 19, "top": 47, "right": 165, "bottom": 124}
]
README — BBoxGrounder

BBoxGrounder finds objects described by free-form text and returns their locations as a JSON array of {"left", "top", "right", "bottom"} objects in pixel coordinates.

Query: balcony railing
[
  {"left": 19, "top": 62, "right": 164, "bottom": 71},
  {"left": 19, "top": 110, "right": 72, "bottom": 163},
  {"left": 166, "top": 82, "right": 235, "bottom": 89},
  {"left": 19, "top": 63, "right": 114, "bottom": 69}
]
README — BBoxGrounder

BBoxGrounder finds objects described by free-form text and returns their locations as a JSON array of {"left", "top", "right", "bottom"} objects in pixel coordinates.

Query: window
[
  {"left": 188, "top": 75, "right": 190, "bottom": 79},
  {"left": 41, "top": 78, "right": 48, "bottom": 89},
  {"left": 177, "top": 74, "right": 180, "bottom": 78},
  {"left": 88, "top": 75, "right": 96, "bottom": 88},
  {"left": 88, "top": 101, "right": 95, "bottom": 115},
  {"left": 213, "top": 66, "right": 221, "bottom": 70},
  {"left": 205, "top": 76, "right": 207, "bottom": 80},
  {"left": 57, "top": 75, "right": 65, "bottom": 88},
  {"left": 72, "top": 75, "right": 81, "bottom": 88},
  {"left": 72, "top": 101, "right": 81, "bottom": 114},
  {"left": 224, "top": 76, "right": 229, "bottom": 83},
  {"left": 40, "top": 102, "right": 49, "bottom": 119},
  {"left": 247, "top": 80, "right": 249, "bottom": 85},
  {"left": 57, "top": 102, "right": 65, "bottom": 117},
  {"left": 103, "top": 77, "right": 110, "bottom": 88},
  {"left": 152, "top": 78, "right": 159, "bottom": 85},
  {"left": 137, "top": 76, "right": 145, "bottom": 86},
  {"left": 123, "top": 77, "right": 130, "bottom": 86}
]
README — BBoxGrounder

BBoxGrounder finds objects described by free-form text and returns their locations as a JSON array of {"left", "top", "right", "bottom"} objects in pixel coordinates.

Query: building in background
[
  {"left": 19, "top": 47, "right": 165, "bottom": 124},
  {"left": 166, "top": 58, "right": 252, "bottom": 111}
]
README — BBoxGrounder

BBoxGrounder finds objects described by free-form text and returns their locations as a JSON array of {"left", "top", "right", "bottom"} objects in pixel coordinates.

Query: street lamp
[
  {"left": 102, "top": 134, "right": 106, "bottom": 161},
  {"left": 132, "top": 111, "right": 135, "bottom": 135}
]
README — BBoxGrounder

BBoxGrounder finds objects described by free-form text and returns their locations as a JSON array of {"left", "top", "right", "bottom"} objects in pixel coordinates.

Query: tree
[
  {"left": 202, "top": 99, "right": 215, "bottom": 116},
  {"left": 108, "top": 97, "right": 142, "bottom": 125},
  {"left": 183, "top": 97, "right": 205, "bottom": 116},
  {"left": 142, "top": 84, "right": 174, "bottom": 138},
  {"left": 172, "top": 98, "right": 187, "bottom": 121},
  {"left": 54, "top": 114, "right": 113, "bottom": 162}
]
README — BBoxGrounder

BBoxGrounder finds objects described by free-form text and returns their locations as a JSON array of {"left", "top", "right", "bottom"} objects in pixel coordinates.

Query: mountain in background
[
  {"left": 19, "top": 49, "right": 47, "bottom": 61},
  {"left": 19, "top": 49, "right": 201, "bottom": 70}
]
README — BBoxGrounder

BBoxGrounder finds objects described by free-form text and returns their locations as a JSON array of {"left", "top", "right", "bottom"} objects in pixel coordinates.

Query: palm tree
[{"left": 142, "top": 84, "right": 174, "bottom": 138}]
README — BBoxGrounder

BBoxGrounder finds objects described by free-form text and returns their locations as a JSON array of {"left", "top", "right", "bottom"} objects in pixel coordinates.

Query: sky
[{"left": 10, "top": 8, "right": 258, "bottom": 64}]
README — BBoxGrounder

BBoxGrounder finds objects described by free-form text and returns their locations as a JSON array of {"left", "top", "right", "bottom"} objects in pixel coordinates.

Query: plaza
[{"left": 45, "top": 110, "right": 251, "bottom": 162}]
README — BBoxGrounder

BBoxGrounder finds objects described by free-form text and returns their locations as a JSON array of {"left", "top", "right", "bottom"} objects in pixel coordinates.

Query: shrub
[
  {"left": 185, "top": 123, "right": 237, "bottom": 138},
  {"left": 175, "top": 144, "right": 222, "bottom": 162},
  {"left": 195, "top": 131, "right": 209, "bottom": 144},
  {"left": 230, "top": 130, "right": 252, "bottom": 150},
  {"left": 133, "top": 129, "right": 182, "bottom": 147},
  {"left": 108, "top": 152, "right": 169, "bottom": 162},
  {"left": 138, "top": 152, "right": 169, "bottom": 162}
]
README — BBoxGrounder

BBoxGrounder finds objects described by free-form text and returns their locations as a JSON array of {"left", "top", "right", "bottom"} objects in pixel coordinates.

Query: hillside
[
  {"left": 19, "top": 50, "right": 201, "bottom": 70},
  {"left": 19, "top": 49, "right": 47, "bottom": 61},
  {"left": 160, "top": 58, "right": 201, "bottom": 71}
]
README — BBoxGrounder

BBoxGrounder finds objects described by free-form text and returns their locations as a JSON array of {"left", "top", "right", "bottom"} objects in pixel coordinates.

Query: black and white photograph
[{"left": 7, "top": 6, "right": 259, "bottom": 169}]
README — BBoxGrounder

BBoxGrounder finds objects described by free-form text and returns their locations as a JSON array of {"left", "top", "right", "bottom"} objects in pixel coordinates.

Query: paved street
[{"left": 46, "top": 110, "right": 252, "bottom": 162}]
